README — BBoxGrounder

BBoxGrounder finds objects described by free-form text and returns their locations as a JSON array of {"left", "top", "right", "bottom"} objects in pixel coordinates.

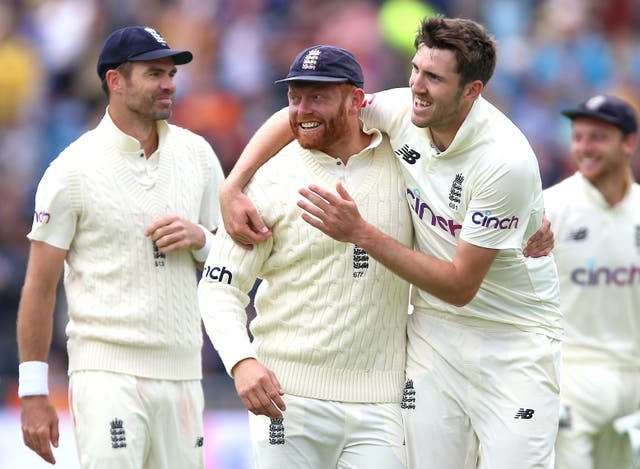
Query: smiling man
[
  {"left": 544, "top": 95, "right": 640, "bottom": 469},
  {"left": 198, "top": 45, "right": 412, "bottom": 469},
  {"left": 16, "top": 26, "right": 225, "bottom": 468},
  {"left": 216, "top": 16, "right": 562, "bottom": 469}
]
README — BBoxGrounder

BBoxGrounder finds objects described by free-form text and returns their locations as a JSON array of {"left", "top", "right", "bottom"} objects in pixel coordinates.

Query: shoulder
[
  {"left": 543, "top": 174, "right": 580, "bottom": 219},
  {"left": 363, "top": 87, "right": 411, "bottom": 107},
  {"left": 166, "top": 123, "right": 211, "bottom": 148},
  {"left": 48, "top": 129, "right": 100, "bottom": 171},
  {"left": 544, "top": 174, "right": 579, "bottom": 198}
]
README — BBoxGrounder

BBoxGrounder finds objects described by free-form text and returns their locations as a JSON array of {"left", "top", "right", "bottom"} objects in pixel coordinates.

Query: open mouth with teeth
[{"left": 299, "top": 122, "right": 321, "bottom": 129}]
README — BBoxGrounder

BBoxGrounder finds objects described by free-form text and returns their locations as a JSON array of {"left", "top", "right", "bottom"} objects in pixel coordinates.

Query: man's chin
[{"left": 295, "top": 135, "right": 323, "bottom": 150}]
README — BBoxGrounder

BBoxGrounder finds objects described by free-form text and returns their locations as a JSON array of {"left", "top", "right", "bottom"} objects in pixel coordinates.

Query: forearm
[
  {"left": 355, "top": 223, "right": 489, "bottom": 306},
  {"left": 225, "top": 107, "right": 293, "bottom": 188},
  {"left": 17, "top": 283, "right": 56, "bottom": 362}
]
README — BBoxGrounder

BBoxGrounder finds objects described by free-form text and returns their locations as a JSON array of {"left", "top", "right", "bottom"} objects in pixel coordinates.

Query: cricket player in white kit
[
  {"left": 295, "top": 18, "right": 562, "bottom": 469},
  {"left": 16, "top": 26, "right": 224, "bottom": 468},
  {"left": 198, "top": 46, "right": 412, "bottom": 468},
  {"left": 545, "top": 94, "right": 640, "bottom": 469},
  {"left": 214, "top": 17, "right": 560, "bottom": 469}
]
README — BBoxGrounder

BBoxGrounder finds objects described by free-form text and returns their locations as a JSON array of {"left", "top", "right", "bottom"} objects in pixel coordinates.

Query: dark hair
[
  {"left": 414, "top": 16, "right": 497, "bottom": 87},
  {"left": 101, "top": 62, "right": 134, "bottom": 97}
]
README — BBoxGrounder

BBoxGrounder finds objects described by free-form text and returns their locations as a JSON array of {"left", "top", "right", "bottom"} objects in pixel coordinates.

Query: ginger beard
[{"left": 291, "top": 99, "right": 350, "bottom": 154}]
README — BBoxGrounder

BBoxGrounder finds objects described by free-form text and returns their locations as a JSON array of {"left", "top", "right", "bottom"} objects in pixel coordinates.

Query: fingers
[
  {"left": 233, "top": 359, "right": 286, "bottom": 418},
  {"left": 222, "top": 191, "right": 271, "bottom": 249},
  {"left": 22, "top": 421, "right": 58, "bottom": 464},
  {"left": 146, "top": 218, "right": 201, "bottom": 253},
  {"left": 297, "top": 197, "right": 328, "bottom": 222},
  {"left": 240, "top": 387, "right": 285, "bottom": 419},
  {"left": 144, "top": 215, "right": 175, "bottom": 236},
  {"left": 230, "top": 212, "right": 272, "bottom": 249},
  {"left": 246, "top": 208, "right": 270, "bottom": 236},
  {"left": 334, "top": 182, "right": 353, "bottom": 201}
]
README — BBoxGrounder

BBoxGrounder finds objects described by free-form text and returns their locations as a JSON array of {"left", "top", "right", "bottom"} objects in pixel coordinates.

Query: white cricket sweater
[
  {"left": 29, "top": 111, "right": 224, "bottom": 380},
  {"left": 199, "top": 130, "right": 413, "bottom": 403}
]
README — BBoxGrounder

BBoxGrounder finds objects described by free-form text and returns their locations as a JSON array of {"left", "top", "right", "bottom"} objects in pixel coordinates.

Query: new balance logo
[
  {"left": 514, "top": 408, "right": 535, "bottom": 419},
  {"left": 395, "top": 144, "right": 421, "bottom": 164},
  {"left": 269, "top": 418, "right": 285, "bottom": 445},
  {"left": 110, "top": 418, "right": 127, "bottom": 448},
  {"left": 568, "top": 227, "right": 588, "bottom": 241},
  {"left": 401, "top": 379, "right": 416, "bottom": 410}
]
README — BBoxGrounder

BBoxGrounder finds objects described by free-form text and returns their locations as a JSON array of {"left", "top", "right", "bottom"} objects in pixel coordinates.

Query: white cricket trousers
[
  {"left": 555, "top": 363, "right": 640, "bottom": 469},
  {"left": 403, "top": 311, "right": 561, "bottom": 469},
  {"left": 69, "top": 370, "right": 204, "bottom": 469},
  {"left": 248, "top": 393, "right": 407, "bottom": 468}
]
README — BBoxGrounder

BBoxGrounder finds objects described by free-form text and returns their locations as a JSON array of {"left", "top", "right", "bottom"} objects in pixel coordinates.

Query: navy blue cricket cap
[
  {"left": 275, "top": 45, "right": 364, "bottom": 88},
  {"left": 97, "top": 26, "right": 193, "bottom": 81},
  {"left": 562, "top": 94, "right": 638, "bottom": 134}
]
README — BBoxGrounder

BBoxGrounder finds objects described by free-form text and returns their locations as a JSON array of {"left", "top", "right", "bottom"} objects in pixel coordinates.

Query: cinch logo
[
  {"left": 571, "top": 260, "right": 640, "bottom": 286},
  {"left": 407, "top": 187, "right": 461, "bottom": 238},
  {"left": 471, "top": 211, "right": 519, "bottom": 230},
  {"left": 203, "top": 265, "right": 232, "bottom": 284},
  {"left": 34, "top": 210, "right": 50, "bottom": 223}
]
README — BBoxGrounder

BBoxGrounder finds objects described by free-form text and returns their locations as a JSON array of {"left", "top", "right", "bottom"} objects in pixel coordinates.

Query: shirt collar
[{"left": 98, "top": 107, "right": 169, "bottom": 155}]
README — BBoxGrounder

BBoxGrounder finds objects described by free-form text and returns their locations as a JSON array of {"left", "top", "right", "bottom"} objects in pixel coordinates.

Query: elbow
[
  {"left": 449, "top": 297, "right": 472, "bottom": 308},
  {"left": 444, "top": 287, "right": 479, "bottom": 307}
]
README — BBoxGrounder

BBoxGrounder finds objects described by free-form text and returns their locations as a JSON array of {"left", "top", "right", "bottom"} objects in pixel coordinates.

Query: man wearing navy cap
[
  {"left": 17, "top": 26, "right": 224, "bottom": 468},
  {"left": 198, "top": 45, "right": 411, "bottom": 468},
  {"left": 545, "top": 94, "right": 640, "bottom": 469}
]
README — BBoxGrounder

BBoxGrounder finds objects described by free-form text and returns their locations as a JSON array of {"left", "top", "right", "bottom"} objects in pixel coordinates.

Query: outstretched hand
[
  {"left": 220, "top": 184, "right": 271, "bottom": 250},
  {"left": 297, "top": 182, "right": 365, "bottom": 243}
]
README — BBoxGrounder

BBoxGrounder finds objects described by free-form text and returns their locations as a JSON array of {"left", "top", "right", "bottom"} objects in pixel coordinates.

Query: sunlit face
[
  {"left": 120, "top": 57, "right": 177, "bottom": 121},
  {"left": 408, "top": 45, "right": 467, "bottom": 132},
  {"left": 287, "top": 82, "right": 351, "bottom": 154},
  {"left": 570, "top": 117, "right": 634, "bottom": 185}
]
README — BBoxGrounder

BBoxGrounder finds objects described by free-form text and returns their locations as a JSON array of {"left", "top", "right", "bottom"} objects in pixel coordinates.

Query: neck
[
  {"left": 429, "top": 100, "right": 474, "bottom": 152},
  {"left": 108, "top": 107, "right": 160, "bottom": 157},
  {"left": 336, "top": 131, "right": 372, "bottom": 164},
  {"left": 590, "top": 170, "right": 630, "bottom": 206}
]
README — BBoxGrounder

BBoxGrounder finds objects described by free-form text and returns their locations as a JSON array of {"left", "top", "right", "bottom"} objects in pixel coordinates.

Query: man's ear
[
  {"left": 464, "top": 80, "right": 483, "bottom": 100},
  {"left": 105, "top": 69, "right": 122, "bottom": 94},
  {"left": 350, "top": 87, "right": 366, "bottom": 115}
]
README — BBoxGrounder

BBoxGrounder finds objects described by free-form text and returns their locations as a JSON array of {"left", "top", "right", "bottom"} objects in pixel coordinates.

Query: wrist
[
  {"left": 192, "top": 224, "right": 214, "bottom": 262},
  {"left": 18, "top": 361, "right": 49, "bottom": 397}
]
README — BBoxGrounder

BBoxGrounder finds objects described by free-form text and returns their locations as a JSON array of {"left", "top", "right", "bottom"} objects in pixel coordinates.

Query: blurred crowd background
[{"left": 1, "top": 0, "right": 640, "bottom": 412}]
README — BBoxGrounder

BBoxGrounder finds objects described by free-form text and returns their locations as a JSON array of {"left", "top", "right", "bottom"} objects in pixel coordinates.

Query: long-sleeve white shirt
[{"left": 199, "top": 128, "right": 413, "bottom": 403}]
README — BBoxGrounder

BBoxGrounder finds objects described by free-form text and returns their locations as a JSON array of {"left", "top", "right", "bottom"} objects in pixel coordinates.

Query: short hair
[
  {"left": 101, "top": 62, "right": 134, "bottom": 97},
  {"left": 414, "top": 16, "right": 497, "bottom": 87}
]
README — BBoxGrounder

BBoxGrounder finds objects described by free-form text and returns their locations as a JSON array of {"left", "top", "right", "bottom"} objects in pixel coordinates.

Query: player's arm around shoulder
[{"left": 360, "top": 87, "right": 412, "bottom": 133}]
